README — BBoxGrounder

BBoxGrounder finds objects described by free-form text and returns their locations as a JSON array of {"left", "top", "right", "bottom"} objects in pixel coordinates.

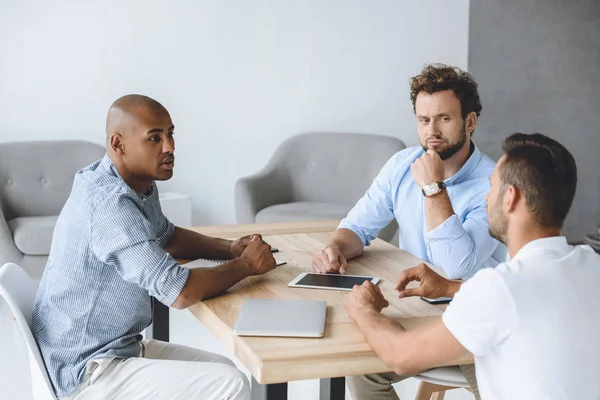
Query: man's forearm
[
  {"left": 353, "top": 309, "right": 468, "bottom": 376},
  {"left": 165, "top": 227, "right": 233, "bottom": 260},
  {"left": 352, "top": 309, "right": 408, "bottom": 371},
  {"left": 424, "top": 191, "right": 454, "bottom": 232},
  {"left": 328, "top": 228, "right": 364, "bottom": 260},
  {"left": 172, "top": 258, "right": 250, "bottom": 308}
]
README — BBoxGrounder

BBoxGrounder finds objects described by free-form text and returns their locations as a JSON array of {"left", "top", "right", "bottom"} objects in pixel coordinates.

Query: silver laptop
[{"left": 233, "top": 299, "right": 327, "bottom": 338}]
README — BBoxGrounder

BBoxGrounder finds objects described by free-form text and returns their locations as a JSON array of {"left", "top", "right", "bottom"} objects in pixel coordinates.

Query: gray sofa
[
  {"left": 0, "top": 141, "right": 105, "bottom": 279},
  {"left": 235, "top": 132, "right": 405, "bottom": 243}
]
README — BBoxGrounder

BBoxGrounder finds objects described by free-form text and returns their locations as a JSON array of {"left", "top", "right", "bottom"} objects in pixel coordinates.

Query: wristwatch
[{"left": 422, "top": 182, "right": 446, "bottom": 197}]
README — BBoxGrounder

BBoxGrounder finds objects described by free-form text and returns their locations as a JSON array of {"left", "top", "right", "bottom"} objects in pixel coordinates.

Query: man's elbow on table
[
  {"left": 172, "top": 288, "right": 205, "bottom": 309},
  {"left": 371, "top": 334, "right": 424, "bottom": 377},
  {"left": 386, "top": 348, "right": 425, "bottom": 377},
  {"left": 171, "top": 292, "right": 200, "bottom": 310},
  {"left": 171, "top": 273, "right": 207, "bottom": 309}
]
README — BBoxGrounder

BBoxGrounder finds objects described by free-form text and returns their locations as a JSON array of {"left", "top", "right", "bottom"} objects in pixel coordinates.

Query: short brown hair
[
  {"left": 500, "top": 133, "right": 578, "bottom": 229},
  {"left": 409, "top": 64, "right": 482, "bottom": 120}
]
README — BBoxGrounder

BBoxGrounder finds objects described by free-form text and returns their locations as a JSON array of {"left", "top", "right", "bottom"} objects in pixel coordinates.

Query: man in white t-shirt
[{"left": 345, "top": 132, "right": 600, "bottom": 399}]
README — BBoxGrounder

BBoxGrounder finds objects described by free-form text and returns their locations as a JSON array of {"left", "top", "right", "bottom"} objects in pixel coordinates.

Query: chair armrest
[
  {"left": 0, "top": 207, "right": 24, "bottom": 265},
  {"left": 235, "top": 167, "right": 293, "bottom": 224}
]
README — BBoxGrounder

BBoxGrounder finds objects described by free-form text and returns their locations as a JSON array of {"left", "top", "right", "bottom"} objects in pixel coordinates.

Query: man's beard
[
  {"left": 488, "top": 221, "right": 507, "bottom": 244},
  {"left": 422, "top": 123, "right": 468, "bottom": 161},
  {"left": 488, "top": 190, "right": 508, "bottom": 244}
]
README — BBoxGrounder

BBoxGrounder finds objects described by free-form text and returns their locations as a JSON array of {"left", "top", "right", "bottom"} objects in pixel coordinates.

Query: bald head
[{"left": 106, "top": 94, "right": 169, "bottom": 137}]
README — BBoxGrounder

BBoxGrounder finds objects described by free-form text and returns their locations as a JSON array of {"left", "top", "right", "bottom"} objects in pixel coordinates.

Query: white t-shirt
[{"left": 443, "top": 237, "right": 600, "bottom": 400}]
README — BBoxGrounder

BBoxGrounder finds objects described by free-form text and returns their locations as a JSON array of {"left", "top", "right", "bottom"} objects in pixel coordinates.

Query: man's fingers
[
  {"left": 338, "top": 255, "right": 348, "bottom": 274},
  {"left": 313, "top": 256, "right": 326, "bottom": 274},
  {"left": 325, "top": 249, "right": 341, "bottom": 271},
  {"left": 395, "top": 269, "right": 421, "bottom": 291},
  {"left": 398, "top": 287, "right": 423, "bottom": 299},
  {"left": 395, "top": 273, "right": 410, "bottom": 291}
]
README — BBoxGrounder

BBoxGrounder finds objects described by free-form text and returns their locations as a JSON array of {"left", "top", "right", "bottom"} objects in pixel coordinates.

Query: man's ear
[
  {"left": 504, "top": 185, "right": 519, "bottom": 213},
  {"left": 109, "top": 133, "right": 125, "bottom": 155},
  {"left": 465, "top": 111, "right": 477, "bottom": 136}
]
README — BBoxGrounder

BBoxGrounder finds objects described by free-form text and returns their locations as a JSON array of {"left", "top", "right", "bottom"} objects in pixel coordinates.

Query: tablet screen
[{"left": 294, "top": 273, "right": 376, "bottom": 290}]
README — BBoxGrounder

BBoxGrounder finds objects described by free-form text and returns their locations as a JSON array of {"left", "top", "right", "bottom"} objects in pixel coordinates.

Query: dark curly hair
[{"left": 409, "top": 64, "right": 482, "bottom": 123}]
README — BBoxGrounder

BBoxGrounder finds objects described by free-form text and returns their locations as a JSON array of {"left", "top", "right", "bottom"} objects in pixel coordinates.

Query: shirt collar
[
  {"left": 511, "top": 236, "right": 571, "bottom": 262},
  {"left": 444, "top": 142, "right": 482, "bottom": 186},
  {"left": 99, "top": 154, "right": 154, "bottom": 200}
]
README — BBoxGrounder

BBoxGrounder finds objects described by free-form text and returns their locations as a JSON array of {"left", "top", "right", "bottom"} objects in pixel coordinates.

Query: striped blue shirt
[
  {"left": 33, "top": 155, "right": 190, "bottom": 396},
  {"left": 340, "top": 144, "right": 507, "bottom": 280}
]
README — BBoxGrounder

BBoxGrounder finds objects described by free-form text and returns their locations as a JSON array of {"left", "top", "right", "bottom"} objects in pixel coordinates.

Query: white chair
[
  {"left": 414, "top": 366, "right": 473, "bottom": 400},
  {"left": 0, "top": 263, "right": 57, "bottom": 400}
]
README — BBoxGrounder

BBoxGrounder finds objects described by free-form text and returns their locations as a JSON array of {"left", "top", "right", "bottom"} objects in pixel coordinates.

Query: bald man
[{"left": 32, "top": 95, "right": 273, "bottom": 400}]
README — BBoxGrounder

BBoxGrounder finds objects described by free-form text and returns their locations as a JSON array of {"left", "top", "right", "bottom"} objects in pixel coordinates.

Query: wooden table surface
[{"left": 185, "top": 221, "right": 473, "bottom": 384}]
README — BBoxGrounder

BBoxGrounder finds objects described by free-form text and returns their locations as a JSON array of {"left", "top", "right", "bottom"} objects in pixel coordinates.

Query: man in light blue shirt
[
  {"left": 34, "top": 95, "right": 276, "bottom": 399},
  {"left": 312, "top": 64, "right": 506, "bottom": 400}
]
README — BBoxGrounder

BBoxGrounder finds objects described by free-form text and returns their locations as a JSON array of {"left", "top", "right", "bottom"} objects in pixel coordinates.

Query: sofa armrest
[
  {"left": 235, "top": 167, "right": 293, "bottom": 224},
  {"left": 0, "top": 207, "right": 24, "bottom": 265}
]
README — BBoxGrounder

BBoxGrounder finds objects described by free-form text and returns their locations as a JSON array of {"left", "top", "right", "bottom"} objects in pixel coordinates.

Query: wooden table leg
[
  {"left": 149, "top": 297, "right": 169, "bottom": 342},
  {"left": 320, "top": 377, "right": 346, "bottom": 400},
  {"left": 251, "top": 377, "right": 287, "bottom": 400}
]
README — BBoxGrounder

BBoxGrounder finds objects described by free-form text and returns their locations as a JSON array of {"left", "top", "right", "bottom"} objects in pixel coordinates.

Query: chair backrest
[
  {"left": 0, "top": 141, "right": 105, "bottom": 220},
  {"left": 267, "top": 132, "right": 405, "bottom": 205},
  {"left": 0, "top": 263, "right": 57, "bottom": 399}
]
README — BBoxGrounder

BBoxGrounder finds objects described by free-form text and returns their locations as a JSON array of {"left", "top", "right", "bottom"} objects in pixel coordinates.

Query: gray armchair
[
  {"left": 235, "top": 132, "right": 405, "bottom": 243},
  {"left": 0, "top": 141, "right": 105, "bottom": 279}
]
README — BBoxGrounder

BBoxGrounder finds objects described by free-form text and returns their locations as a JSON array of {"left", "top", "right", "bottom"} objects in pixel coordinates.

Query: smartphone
[{"left": 420, "top": 296, "right": 452, "bottom": 305}]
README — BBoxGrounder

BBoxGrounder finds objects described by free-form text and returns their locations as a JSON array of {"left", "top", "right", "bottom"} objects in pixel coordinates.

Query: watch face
[{"left": 423, "top": 183, "right": 441, "bottom": 196}]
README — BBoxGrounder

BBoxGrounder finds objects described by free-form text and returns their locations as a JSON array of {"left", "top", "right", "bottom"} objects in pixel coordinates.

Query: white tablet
[{"left": 288, "top": 272, "right": 380, "bottom": 291}]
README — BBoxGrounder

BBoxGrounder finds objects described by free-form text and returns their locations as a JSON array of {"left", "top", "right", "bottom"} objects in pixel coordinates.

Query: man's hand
[
  {"left": 312, "top": 246, "right": 348, "bottom": 274},
  {"left": 230, "top": 235, "right": 254, "bottom": 258},
  {"left": 410, "top": 149, "right": 445, "bottom": 188},
  {"left": 239, "top": 235, "right": 277, "bottom": 276},
  {"left": 395, "top": 263, "right": 457, "bottom": 299},
  {"left": 345, "top": 280, "right": 389, "bottom": 321}
]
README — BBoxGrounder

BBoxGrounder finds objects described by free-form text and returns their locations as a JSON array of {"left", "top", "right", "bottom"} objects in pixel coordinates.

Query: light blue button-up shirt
[
  {"left": 33, "top": 155, "right": 190, "bottom": 397},
  {"left": 339, "top": 144, "right": 506, "bottom": 280}
]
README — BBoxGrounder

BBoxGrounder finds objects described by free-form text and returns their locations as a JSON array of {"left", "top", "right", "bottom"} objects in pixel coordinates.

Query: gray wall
[{"left": 469, "top": 0, "right": 600, "bottom": 241}]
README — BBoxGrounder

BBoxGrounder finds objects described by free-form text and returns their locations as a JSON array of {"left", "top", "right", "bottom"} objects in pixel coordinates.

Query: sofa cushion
[
  {"left": 255, "top": 202, "right": 351, "bottom": 223},
  {"left": 8, "top": 216, "right": 58, "bottom": 256}
]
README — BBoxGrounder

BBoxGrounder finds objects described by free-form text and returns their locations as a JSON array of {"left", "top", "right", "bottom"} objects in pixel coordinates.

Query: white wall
[
  {"left": 0, "top": 0, "right": 469, "bottom": 226},
  {"left": 0, "top": 3, "right": 470, "bottom": 397}
]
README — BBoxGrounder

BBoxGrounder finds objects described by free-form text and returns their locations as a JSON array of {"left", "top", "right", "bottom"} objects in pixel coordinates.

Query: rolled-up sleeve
[
  {"left": 338, "top": 154, "right": 398, "bottom": 246},
  {"left": 156, "top": 211, "right": 175, "bottom": 249},
  {"left": 91, "top": 193, "right": 189, "bottom": 306},
  {"left": 424, "top": 204, "right": 500, "bottom": 280}
]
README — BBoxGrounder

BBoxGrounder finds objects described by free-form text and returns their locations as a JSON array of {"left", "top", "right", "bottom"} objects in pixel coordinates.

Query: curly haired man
[{"left": 312, "top": 64, "right": 507, "bottom": 399}]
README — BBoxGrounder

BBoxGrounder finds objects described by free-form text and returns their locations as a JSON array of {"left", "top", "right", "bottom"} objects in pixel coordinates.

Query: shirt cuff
[
  {"left": 153, "top": 255, "right": 190, "bottom": 307},
  {"left": 157, "top": 220, "right": 176, "bottom": 248},
  {"left": 338, "top": 219, "right": 371, "bottom": 246},
  {"left": 425, "top": 214, "right": 466, "bottom": 243}
]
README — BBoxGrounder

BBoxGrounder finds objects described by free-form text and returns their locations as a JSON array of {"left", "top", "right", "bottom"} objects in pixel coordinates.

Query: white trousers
[{"left": 62, "top": 340, "right": 250, "bottom": 400}]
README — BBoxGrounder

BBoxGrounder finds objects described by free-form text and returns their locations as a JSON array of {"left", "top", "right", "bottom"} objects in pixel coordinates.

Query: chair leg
[
  {"left": 432, "top": 391, "right": 446, "bottom": 400},
  {"left": 415, "top": 381, "right": 435, "bottom": 400},
  {"left": 415, "top": 382, "right": 455, "bottom": 400}
]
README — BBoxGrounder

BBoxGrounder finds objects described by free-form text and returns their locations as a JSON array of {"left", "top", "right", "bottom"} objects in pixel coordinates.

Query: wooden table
[
  {"left": 169, "top": 221, "right": 472, "bottom": 400},
  {"left": 148, "top": 220, "right": 342, "bottom": 342}
]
